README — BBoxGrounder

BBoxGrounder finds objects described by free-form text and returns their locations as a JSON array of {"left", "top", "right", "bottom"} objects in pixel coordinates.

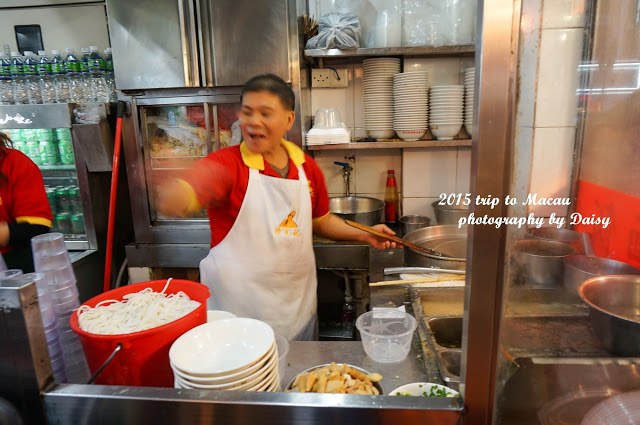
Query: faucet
[{"left": 334, "top": 161, "right": 352, "bottom": 196}]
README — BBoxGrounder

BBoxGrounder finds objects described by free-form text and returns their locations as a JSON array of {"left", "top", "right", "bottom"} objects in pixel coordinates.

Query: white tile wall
[
  {"left": 542, "top": 0, "right": 587, "bottom": 29},
  {"left": 516, "top": 0, "right": 586, "bottom": 223},
  {"left": 403, "top": 197, "right": 440, "bottom": 223},
  {"left": 354, "top": 150, "right": 402, "bottom": 194},
  {"left": 402, "top": 148, "right": 458, "bottom": 198},
  {"left": 535, "top": 28, "right": 583, "bottom": 127},
  {"left": 456, "top": 148, "right": 472, "bottom": 193},
  {"left": 528, "top": 126, "right": 576, "bottom": 217}
]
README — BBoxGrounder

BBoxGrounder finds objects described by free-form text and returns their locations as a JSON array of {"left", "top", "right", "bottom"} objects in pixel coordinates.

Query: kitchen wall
[
  {"left": 310, "top": 59, "right": 473, "bottom": 221},
  {"left": 308, "top": 0, "right": 586, "bottom": 225},
  {"left": 514, "top": 0, "right": 586, "bottom": 223},
  {"left": 0, "top": 3, "right": 110, "bottom": 54}
]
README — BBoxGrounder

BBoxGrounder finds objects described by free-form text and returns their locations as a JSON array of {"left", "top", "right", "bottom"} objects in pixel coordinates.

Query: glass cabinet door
[
  {"left": 487, "top": 0, "right": 640, "bottom": 424},
  {"left": 141, "top": 102, "right": 241, "bottom": 223},
  {"left": 1, "top": 126, "right": 87, "bottom": 242}
]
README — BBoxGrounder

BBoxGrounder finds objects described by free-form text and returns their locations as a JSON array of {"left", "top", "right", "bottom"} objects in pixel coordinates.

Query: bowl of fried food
[{"left": 286, "top": 362, "right": 383, "bottom": 395}]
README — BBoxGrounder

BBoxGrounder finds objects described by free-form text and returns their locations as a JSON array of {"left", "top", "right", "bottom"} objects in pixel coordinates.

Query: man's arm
[{"left": 312, "top": 213, "right": 397, "bottom": 250}]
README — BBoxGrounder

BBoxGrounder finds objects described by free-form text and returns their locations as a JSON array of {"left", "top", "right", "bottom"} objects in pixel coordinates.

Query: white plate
[{"left": 169, "top": 318, "right": 275, "bottom": 376}]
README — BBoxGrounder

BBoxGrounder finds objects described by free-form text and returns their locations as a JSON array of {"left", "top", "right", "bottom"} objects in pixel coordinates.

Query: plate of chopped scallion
[{"left": 390, "top": 382, "right": 460, "bottom": 398}]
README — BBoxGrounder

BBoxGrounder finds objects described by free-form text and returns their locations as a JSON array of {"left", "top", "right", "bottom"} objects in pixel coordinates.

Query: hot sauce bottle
[{"left": 384, "top": 169, "right": 400, "bottom": 224}]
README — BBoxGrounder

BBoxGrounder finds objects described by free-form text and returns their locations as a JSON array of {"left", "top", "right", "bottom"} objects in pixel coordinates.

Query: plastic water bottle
[
  {"left": 37, "top": 51, "right": 56, "bottom": 104},
  {"left": 0, "top": 53, "right": 13, "bottom": 104},
  {"left": 104, "top": 47, "right": 116, "bottom": 102},
  {"left": 87, "top": 46, "right": 109, "bottom": 102},
  {"left": 64, "top": 48, "right": 84, "bottom": 103},
  {"left": 51, "top": 50, "right": 69, "bottom": 103},
  {"left": 9, "top": 52, "right": 28, "bottom": 104},
  {"left": 23, "top": 51, "right": 43, "bottom": 104},
  {"left": 79, "top": 47, "right": 92, "bottom": 101}
]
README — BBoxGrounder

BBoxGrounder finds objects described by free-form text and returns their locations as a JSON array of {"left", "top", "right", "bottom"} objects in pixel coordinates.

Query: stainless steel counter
[
  {"left": 44, "top": 339, "right": 463, "bottom": 424},
  {"left": 0, "top": 244, "right": 466, "bottom": 425}
]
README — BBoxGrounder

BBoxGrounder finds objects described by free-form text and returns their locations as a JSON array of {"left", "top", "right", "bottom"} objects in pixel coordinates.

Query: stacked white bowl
[
  {"left": 392, "top": 71, "right": 430, "bottom": 141},
  {"left": 170, "top": 318, "right": 280, "bottom": 391},
  {"left": 464, "top": 67, "right": 475, "bottom": 136},
  {"left": 363, "top": 57, "right": 401, "bottom": 139},
  {"left": 429, "top": 85, "right": 464, "bottom": 140}
]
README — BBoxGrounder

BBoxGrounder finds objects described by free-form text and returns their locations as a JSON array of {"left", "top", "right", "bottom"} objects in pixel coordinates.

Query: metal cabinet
[{"left": 106, "top": 0, "right": 291, "bottom": 90}]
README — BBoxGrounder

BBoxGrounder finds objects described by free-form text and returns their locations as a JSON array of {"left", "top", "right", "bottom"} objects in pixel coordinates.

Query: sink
[
  {"left": 427, "top": 317, "right": 463, "bottom": 349},
  {"left": 436, "top": 350, "right": 461, "bottom": 390},
  {"left": 419, "top": 288, "right": 465, "bottom": 317},
  {"left": 313, "top": 239, "right": 370, "bottom": 270},
  {"left": 424, "top": 316, "right": 463, "bottom": 390},
  {"left": 329, "top": 196, "right": 384, "bottom": 227}
]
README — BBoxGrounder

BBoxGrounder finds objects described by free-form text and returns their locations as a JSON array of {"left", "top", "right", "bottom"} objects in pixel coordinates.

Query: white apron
[{"left": 200, "top": 165, "right": 318, "bottom": 341}]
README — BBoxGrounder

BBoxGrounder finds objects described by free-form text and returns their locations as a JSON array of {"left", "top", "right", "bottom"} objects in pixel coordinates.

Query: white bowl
[
  {"left": 390, "top": 382, "right": 460, "bottom": 398},
  {"left": 171, "top": 342, "right": 275, "bottom": 384},
  {"left": 169, "top": 318, "right": 275, "bottom": 376},
  {"left": 366, "top": 129, "right": 396, "bottom": 139},
  {"left": 395, "top": 129, "right": 426, "bottom": 141},
  {"left": 430, "top": 124, "right": 462, "bottom": 140},
  {"left": 207, "top": 310, "right": 237, "bottom": 322}
]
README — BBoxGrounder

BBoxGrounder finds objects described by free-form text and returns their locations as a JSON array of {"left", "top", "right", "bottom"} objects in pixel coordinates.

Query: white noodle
[{"left": 77, "top": 278, "right": 201, "bottom": 335}]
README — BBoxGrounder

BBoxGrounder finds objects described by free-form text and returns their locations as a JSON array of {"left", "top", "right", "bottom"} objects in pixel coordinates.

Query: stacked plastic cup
[
  {"left": 22, "top": 272, "right": 66, "bottom": 382},
  {"left": 31, "top": 233, "right": 89, "bottom": 383}
]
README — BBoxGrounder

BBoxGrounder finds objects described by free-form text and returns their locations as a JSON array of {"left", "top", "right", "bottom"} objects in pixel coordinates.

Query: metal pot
[
  {"left": 329, "top": 196, "right": 384, "bottom": 226},
  {"left": 431, "top": 201, "right": 470, "bottom": 225},
  {"left": 398, "top": 215, "right": 431, "bottom": 237},
  {"left": 579, "top": 275, "right": 640, "bottom": 356},
  {"left": 564, "top": 255, "right": 640, "bottom": 301},
  {"left": 512, "top": 240, "right": 575, "bottom": 286},
  {"left": 526, "top": 227, "right": 592, "bottom": 255},
  {"left": 403, "top": 225, "right": 467, "bottom": 270}
]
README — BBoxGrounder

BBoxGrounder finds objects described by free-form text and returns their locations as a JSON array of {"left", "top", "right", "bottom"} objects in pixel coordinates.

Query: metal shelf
[
  {"left": 306, "top": 139, "right": 472, "bottom": 150},
  {"left": 39, "top": 164, "right": 77, "bottom": 171},
  {"left": 304, "top": 45, "right": 475, "bottom": 58}
]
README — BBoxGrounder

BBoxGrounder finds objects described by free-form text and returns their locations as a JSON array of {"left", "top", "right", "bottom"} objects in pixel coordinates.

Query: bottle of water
[
  {"left": 0, "top": 53, "right": 13, "bottom": 104},
  {"left": 51, "top": 50, "right": 69, "bottom": 103},
  {"left": 23, "top": 51, "right": 43, "bottom": 104},
  {"left": 87, "top": 46, "right": 109, "bottom": 102},
  {"left": 64, "top": 48, "right": 84, "bottom": 103},
  {"left": 79, "top": 47, "right": 92, "bottom": 101},
  {"left": 9, "top": 52, "right": 28, "bottom": 104},
  {"left": 104, "top": 47, "right": 116, "bottom": 102},
  {"left": 37, "top": 51, "right": 56, "bottom": 104}
]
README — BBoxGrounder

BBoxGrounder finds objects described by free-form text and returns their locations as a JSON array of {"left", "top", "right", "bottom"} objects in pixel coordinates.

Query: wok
[
  {"left": 579, "top": 275, "right": 640, "bottom": 356},
  {"left": 403, "top": 225, "right": 468, "bottom": 270}
]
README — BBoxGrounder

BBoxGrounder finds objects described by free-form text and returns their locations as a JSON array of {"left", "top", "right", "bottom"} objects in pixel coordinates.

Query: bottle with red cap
[{"left": 384, "top": 169, "right": 400, "bottom": 224}]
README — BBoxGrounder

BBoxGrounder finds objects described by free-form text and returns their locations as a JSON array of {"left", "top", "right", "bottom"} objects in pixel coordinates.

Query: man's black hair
[{"left": 241, "top": 74, "right": 295, "bottom": 111}]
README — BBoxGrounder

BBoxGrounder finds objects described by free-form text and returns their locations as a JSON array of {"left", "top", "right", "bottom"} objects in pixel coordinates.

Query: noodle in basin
[{"left": 77, "top": 279, "right": 201, "bottom": 335}]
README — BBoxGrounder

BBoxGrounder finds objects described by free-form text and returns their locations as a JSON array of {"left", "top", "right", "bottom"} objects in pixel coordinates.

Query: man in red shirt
[
  {"left": 0, "top": 132, "right": 52, "bottom": 273},
  {"left": 156, "top": 74, "right": 395, "bottom": 340}
]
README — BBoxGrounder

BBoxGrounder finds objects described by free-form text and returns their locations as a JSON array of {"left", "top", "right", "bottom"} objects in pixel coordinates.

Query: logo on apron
[{"left": 275, "top": 210, "right": 300, "bottom": 237}]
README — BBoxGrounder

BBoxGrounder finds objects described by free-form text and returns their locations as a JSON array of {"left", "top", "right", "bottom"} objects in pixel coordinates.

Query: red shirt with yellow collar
[
  {"left": 0, "top": 149, "right": 53, "bottom": 254},
  {"left": 181, "top": 140, "right": 330, "bottom": 247}
]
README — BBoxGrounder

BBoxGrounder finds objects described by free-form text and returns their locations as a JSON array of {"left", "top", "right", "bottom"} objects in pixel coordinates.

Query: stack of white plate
[
  {"left": 392, "top": 71, "right": 430, "bottom": 141},
  {"left": 363, "top": 57, "right": 401, "bottom": 139},
  {"left": 464, "top": 67, "right": 475, "bottom": 136},
  {"left": 169, "top": 318, "right": 279, "bottom": 391},
  {"left": 429, "top": 85, "right": 464, "bottom": 140}
]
